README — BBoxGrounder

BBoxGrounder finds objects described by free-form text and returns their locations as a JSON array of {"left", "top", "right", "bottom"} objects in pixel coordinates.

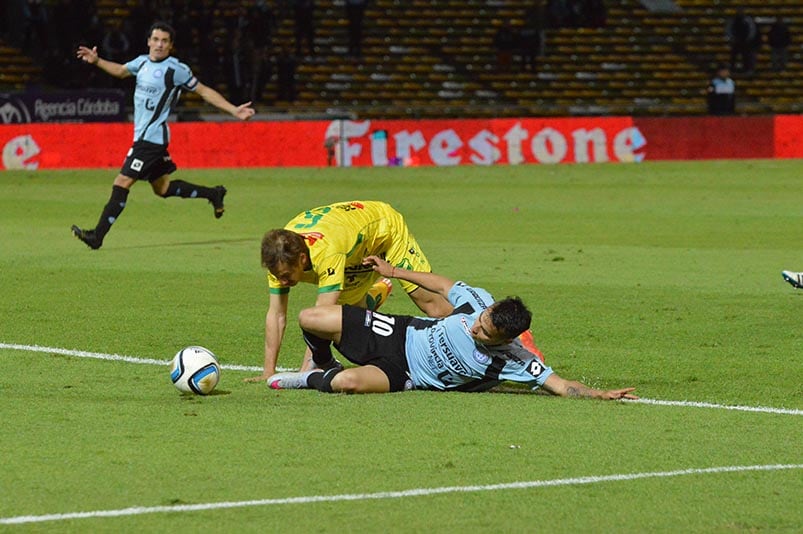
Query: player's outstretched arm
[
  {"left": 244, "top": 293, "right": 289, "bottom": 382},
  {"left": 542, "top": 373, "right": 638, "bottom": 400},
  {"left": 363, "top": 255, "right": 455, "bottom": 299},
  {"left": 76, "top": 46, "right": 130, "bottom": 79},
  {"left": 195, "top": 82, "right": 255, "bottom": 120}
]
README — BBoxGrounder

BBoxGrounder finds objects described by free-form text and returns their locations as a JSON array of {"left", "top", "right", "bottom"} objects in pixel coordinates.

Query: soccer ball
[{"left": 170, "top": 346, "right": 221, "bottom": 395}]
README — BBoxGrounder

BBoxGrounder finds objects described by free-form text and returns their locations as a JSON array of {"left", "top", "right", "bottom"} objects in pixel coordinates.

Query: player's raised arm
[
  {"left": 541, "top": 373, "right": 637, "bottom": 400},
  {"left": 363, "top": 255, "right": 455, "bottom": 299},
  {"left": 76, "top": 46, "right": 130, "bottom": 79},
  {"left": 195, "top": 82, "right": 255, "bottom": 120}
]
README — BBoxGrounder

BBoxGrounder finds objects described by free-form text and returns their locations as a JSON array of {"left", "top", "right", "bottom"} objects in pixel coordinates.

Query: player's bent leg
[
  {"left": 150, "top": 175, "right": 170, "bottom": 196},
  {"left": 330, "top": 366, "right": 391, "bottom": 393},
  {"left": 408, "top": 287, "right": 454, "bottom": 318},
  {"left": 155, "top": 176, "right": 226, "bottom": 218},
  {"left": 298, "top": 305, "right": 344, "bottom": 341}
]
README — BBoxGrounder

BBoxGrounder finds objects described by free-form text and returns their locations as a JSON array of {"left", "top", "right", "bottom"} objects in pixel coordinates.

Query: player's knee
[
  {"left": 330, "top": 370, "right": 362, "bottom": 393},
  {"left": 297, "top": 307, "right": 318, "bottom": 330},
  {"left": 298, "top": 305, "right": 338, "bottom": 331}
]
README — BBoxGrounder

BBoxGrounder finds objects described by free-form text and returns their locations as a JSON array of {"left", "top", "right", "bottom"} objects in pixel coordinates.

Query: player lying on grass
[
  {"left": 268, "top": 256, "right": 637, "bottom": 399},
  {"left": 247, "top": 200, "right": 455, "bottom": 383}
]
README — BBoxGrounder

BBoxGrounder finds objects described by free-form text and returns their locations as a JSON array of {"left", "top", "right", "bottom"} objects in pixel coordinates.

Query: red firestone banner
[
  {"left": 0, "top": 115, "right": 799, "bottom": 170},
  {"left": 0, "top": 121, "right": 332, "bottom": 170},
  {"left": 774, "top": 115, "right": 803, "bottom": 159},
  {"left": 632, "top": 116, "right": 775, "bottom": 160},
  {"left": 330, "top": 117, "right": 640, "bottom": 166}
]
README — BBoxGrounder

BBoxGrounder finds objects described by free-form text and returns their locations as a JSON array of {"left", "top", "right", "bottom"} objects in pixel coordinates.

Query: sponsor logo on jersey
[
  {"left": 526, "top": 360, "right": 545, "bottom": 378},
  {"left": 461, "top": 283, "right": 490, "bottom": 309},
  {"left": 344, "top": 263, "right": 375, "bottom": 276},
  {"left": 426, "top": 328, "right": 469, "bottom": 375},
  {"left": 473, "top": 350, "right": 491, "bottom": 365},
  {"left": 460, "top": 317, "right": 472, "bottom": 336},
  {"left": 300, "top": 231, "right": 324, "bottom": 245},
  {"left": 335, "top": 201, "right": 364, "bottom": 211}
]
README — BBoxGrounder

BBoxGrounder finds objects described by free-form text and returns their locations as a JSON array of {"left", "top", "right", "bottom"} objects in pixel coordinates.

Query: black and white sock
[
  {"left": 302, "top": 329, "right": 334, "bottom": 367},
  {"left": 306, "top": 368, "right": 342, "bottom": 393},
  {"left": 94, "top": 185, "right": 129, "bottom": 241},
  {"left": 161, "top": 180, "right": 214, "bottom": 200}
]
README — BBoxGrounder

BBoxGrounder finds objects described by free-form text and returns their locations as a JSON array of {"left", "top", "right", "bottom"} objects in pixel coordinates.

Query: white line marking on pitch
[
  {"left": 0, "top": 342, "right": 287, "bottom": 373},
  {"left": 2, "top": 343, "right": 801, "bottom": 416},
  {"left": 625, "top": 398, "right": 803, "bottom": 416},
  {"left": 1, "top": 463, "right": 800, "bottom": 525}
]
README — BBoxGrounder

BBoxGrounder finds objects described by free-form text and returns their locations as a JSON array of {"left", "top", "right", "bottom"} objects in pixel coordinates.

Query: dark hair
[
  {"left": 261, "top": 229, "right": 308, "bottom": 271},
  {"left": 148, "top": 21, "right": 175, "bottom": 42},
  {"left": 489, "top": 297, "right": 532, "bottom": 339}
]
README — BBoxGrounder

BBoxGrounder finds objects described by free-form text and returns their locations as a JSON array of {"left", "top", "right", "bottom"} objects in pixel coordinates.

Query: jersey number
[
  {"left": 370, "top": 311, "right": 395, "bottom": 337},
  {"left": 294, "top": 206, "right": 331, "bottom": 229}
]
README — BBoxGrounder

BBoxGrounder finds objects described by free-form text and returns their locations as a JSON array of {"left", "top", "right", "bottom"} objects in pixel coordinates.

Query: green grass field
[{"left": 1, "top": 161, "right": 801, "bottom": 532}]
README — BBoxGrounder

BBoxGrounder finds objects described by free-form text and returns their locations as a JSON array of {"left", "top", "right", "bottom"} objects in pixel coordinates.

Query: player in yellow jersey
[{"left": 246, "top": 201, "right": 454, "bottom": 381}]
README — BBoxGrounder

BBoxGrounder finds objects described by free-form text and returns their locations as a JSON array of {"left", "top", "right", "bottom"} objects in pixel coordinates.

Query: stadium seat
[{"left": 5, "top": 0, "right": 803, "bottom": 118}]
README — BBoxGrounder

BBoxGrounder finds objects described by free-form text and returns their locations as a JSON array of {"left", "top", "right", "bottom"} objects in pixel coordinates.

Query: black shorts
[
  {"left": 336, "top": 306, "right": 414, "bottom": 392},
  {"left": 120, "top": 141, "right": 177, "bottom": 182}
]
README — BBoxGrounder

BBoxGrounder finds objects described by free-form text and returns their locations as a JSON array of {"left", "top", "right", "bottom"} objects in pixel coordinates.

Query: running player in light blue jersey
[
  {"left": 269, "top": 256, "right": 637, "bottom": 400},
  {"left": 71, "top": 21, "right": 255, "bottom": 250}
]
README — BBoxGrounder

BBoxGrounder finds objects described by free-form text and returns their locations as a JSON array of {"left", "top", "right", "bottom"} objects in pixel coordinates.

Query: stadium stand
[
  {"left": 1, "top": 0, "right": 801, "bottom": 118},
  {"left": 0, "top": 44, "right": 42, "bottom": 89}
]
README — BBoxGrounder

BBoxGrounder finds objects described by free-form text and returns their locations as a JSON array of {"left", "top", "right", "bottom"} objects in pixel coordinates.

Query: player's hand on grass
[
  {"left": 601, "top": 387, "right": 638, "bottom": 400},
  {"left": 243, "top": 373, "right": 273, "bottom": 383},
  {"left": 363, "top": 255, "right": 394, "bottom": 277}
]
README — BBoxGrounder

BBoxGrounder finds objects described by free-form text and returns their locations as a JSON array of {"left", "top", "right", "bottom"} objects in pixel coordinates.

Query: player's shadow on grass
[
  {"left": 488, "top": 385, "right": 552, "bottom": 395},
  {"left": 122, "top": 238, "right": 258, "bottom": 249},
  {"left": 179, "top": 390, "right": 232, "bottom": 399}
]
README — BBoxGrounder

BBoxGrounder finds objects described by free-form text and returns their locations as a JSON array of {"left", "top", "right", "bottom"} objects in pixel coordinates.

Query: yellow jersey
[{"left": 268, "top": 201, "right": 432, "bottom": 305}]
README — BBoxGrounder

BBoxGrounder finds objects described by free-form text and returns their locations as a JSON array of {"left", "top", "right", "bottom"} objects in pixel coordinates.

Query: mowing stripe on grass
[
  {"left": 3, "top": 342, "right": 802, "bottom": 416},
  {"left": 1, "top": 463, "right": 800, "bottom": 525}
]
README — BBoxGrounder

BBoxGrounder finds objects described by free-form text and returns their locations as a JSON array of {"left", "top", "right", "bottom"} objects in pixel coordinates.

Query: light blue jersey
[
  {"left": 125, "top": 55, "right": 198, "bottom": 145},
  {"left": 404, "top": 282, "right": 553, "bottom": 391}
]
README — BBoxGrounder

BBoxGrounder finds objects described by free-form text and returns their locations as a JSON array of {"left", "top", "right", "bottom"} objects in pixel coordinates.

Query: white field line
[
  {"left": 1, "top": 463, "right": 801, "bottom": 525},
  {"left": 2, "top": 342, "right": 801, "bottom": 416},
  {"left": 626, "top": 398, "right": 803, "bottom": 416},
  {"left": 0, "top": 342, "right": 288, "bottom": 373}
]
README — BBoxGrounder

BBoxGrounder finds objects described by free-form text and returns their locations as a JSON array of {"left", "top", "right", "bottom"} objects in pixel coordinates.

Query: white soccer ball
[{"left": 170, "top": 346, "right": 221, "bottom": 395}]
